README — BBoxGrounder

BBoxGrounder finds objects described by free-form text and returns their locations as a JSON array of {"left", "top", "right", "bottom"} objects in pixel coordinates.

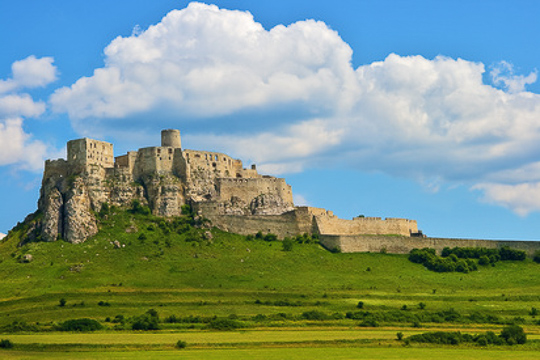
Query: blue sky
[{"left": 1, "top": 0, "right": 540, "bottom": 240}]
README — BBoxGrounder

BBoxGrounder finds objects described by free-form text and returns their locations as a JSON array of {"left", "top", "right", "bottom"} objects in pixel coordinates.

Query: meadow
[{"left": 0, "top": 207, "right": 538, "bottom": 358}]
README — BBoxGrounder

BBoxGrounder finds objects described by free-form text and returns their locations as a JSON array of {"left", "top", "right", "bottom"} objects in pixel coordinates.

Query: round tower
[{"left": 161, "top": 129, "right": 181, "bottom": 148}]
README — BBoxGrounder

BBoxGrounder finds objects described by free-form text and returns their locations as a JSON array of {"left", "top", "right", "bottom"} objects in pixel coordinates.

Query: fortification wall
[
  {"left": 315, "top": 215, "right": 417, "bottom": 237},
  {"left": 319, "top": 235, "right": 540, "bottom": 256},
  {"left": 184, "top": 149, "right": 244, "bottom": 179},
  {"left": 217, "top": 177, "right": 294, "bottom": 205},
  {"left": 43, "top": 159, "right": 69, "bottom": 179},
  {"left": 195, "top": 202, "right": 302, "bottom": 238},
  {"left": 115, "top": 151, "right": 138, "bottom": 174}
]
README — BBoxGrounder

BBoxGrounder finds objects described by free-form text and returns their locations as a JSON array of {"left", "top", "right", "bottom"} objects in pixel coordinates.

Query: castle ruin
[{"left": 30, "top": 129, "right": 540, "bottom": 255}]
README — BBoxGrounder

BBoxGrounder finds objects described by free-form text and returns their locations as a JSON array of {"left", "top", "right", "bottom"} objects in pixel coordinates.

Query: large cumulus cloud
[
  {"left": 50, "top": 2, "right": 540, "bottom": 215},
  {"left": 0, "top": 56, "right": 57, "bottom": 171}
]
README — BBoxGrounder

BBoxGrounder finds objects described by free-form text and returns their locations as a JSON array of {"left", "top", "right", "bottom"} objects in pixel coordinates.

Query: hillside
[{"left": 1, "top": 206, "right": 539, "bottom": 332}]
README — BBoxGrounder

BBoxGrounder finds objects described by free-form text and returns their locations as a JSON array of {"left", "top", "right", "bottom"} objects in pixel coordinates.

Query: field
[{"left": 0, "top": 208, "right": 539, "bottom": 358}]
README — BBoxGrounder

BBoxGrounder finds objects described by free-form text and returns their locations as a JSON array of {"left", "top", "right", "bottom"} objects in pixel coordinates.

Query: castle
[{"left": 30, "top": 130, "right": 540, "bottom": 255}]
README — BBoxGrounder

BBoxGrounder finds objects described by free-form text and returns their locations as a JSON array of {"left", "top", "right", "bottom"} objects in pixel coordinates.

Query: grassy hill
[
  {"left": 1, "top": 207, "right": 539, "bottom": 329},
  {"left": 0, "top": 207, "right": 539, "bottom": 359}
]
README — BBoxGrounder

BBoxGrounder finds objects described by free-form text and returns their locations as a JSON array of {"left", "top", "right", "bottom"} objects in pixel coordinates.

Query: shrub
[
  {"left": 1, "top": 321, "right": 39, "bottom": 333},
  {"left": 57, "top": 318, "right": 103, "bottom": 332},
  {"left": 301, "top": 310, "right": 330, "bottom": 321},
  {"left": 533, "top": 250, "right": 540, "bottom": 264},
  {"left": 207, "top": 318, "right": 244, "bottom": 331},
  {"left": 175, "top": 340, "right": 187, "bottom": 349},
  {"left": 282, "top": 238, "right": 294, "bottom": 251},
  {"left": 132, "top": 309, "right": 160, "bottom": 331},
  {"left": 0, "top": 339, "right": 13, "bottom": 349},
  {"left": 59, "top": 298, "right": 66, "bottom": 307},
  {"left": 263, "top": 233, "right": 278, "bottom": 242},
  {"left": 359, "top": 318, "right": 379, "bottom": 327},
  {"left": 356, "top": 301, "right": 364, "bottom": 309},
  {"left": 397, "top": 332, "right": 404, "bottom": 341},
  {"left": 500, "top": 325, "right": 527, "bottom": 345},
  {"left": 129, "top": 200, "right": 151, "bottom": 216},
  {"left": 498, "top": 246, "right": 526, "bottom": 261},
  {"left": 478, "top": 255, "right": 490, "bottom": 266},
  {"left": 418, "top": 302, "right": 426, "bottom": 310}
]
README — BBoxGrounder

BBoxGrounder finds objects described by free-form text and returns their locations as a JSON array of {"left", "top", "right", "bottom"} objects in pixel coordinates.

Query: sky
[{"left": 1, "top": 0, "right": 540, "bottom": 240}]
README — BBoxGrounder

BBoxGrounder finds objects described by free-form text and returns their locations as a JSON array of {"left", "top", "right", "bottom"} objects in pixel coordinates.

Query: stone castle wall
[
  {"left": 183, "top": 149, "right": 245, "bottom": 179},
  {"left": 319, "top": 235, "right": 540, "bottom": 256},
  {"left": 315, "top": 215, "right": 418, "bottom": 237},
  {"left": 217, "top": 177, "right": 294, "bottom": 205},
  {"left": 194, "top": 202, "right": 303, "bottom": 238}
]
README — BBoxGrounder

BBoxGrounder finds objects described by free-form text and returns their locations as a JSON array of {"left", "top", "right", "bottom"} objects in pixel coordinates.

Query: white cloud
[
  {"left": 474, "top": 182, "right": 540, "bottom": 216},
  {"left": 0, "top": 56, "right": 57, "bottom": 171},
  {"left": 50, "top": 2, "right": 355, "bottom": 128},
  {"left": 49, "top": 2, "right": 540, "bottom": 215},
  {"left": 0, "top": 55, "right": 57, "bottom": 93},
  {"left": 0, "top": 233, "right": 6, "bottom": 240},
  {"left": 490, "top": 61, "right": 537, "bottom": 93}
]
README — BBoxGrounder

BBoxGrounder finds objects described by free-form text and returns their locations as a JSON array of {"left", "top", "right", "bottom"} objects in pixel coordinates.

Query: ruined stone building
[{"left": 34, "top": 129, "right": 421, "bottom": 246}]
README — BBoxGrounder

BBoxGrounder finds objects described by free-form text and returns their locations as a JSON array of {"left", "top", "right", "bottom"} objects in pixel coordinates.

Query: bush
[
  {"left": 282, "top": 238, "right": 294, "bottom": 251},
  {"left": 59, "top": 298, "right": 66, "bottom": 307},
  {"left": 0, "top": 339, "right": 13, "bottom": 349},
  {"left": 57, "top": 318, "right": 103, "bottom": 332},
  {"left": 301, "top": 310, "right": 330, "bottom": 321},
  {"left": 357, "top": 301, "right": 364, "bottom": 309},
  {"left": 533, "top": 250, "right": 540, "bottom": 264},
  {"left": 129, "top": 200, "right": 151, "bottom": 216},
  {"left": 175, "top": 340, "right": 187, "bottom": 349},
  {"left": 478, "top": 255, "right": 490, "bottom": 266},
  {"left": 397, "top": 332, "right": 404, "bottom": 341},
  {"left": 1, "top": 320, "right": 39, "bottom": 333},
  {"left": 500, "top": 325, "right": 527, "bottom": 345},
  {"left": 263, "top": 233, "right": 278, "bottom": 242},
  {"left": 499, "top": 247, "right": 526, "bottom": 261},
  {"left": 359, "top": 318, "right": 379, "bottom": 327},
  {"left": 132, "top": 309, "right": 160, "bottom": 331},
  {"left": 207, "top": 318, "right": 244, "bottom": 331}
]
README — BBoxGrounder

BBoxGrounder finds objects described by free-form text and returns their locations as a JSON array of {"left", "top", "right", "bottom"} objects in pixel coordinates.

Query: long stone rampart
[{"left": 319, "top": 235, "right": 540, "bottom": 256}]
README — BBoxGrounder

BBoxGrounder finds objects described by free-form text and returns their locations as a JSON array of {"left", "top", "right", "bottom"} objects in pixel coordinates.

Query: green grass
[
  {"left": 1, "top": 347, "right": 540, "bottom": 360},
  {"left": 0, "top": 208, "right": 539, "bottom": 357}
]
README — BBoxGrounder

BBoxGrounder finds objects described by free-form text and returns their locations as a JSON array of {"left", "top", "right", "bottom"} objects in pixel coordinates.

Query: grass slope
[{"left": 0, "top": 209, "right": 540, "bottom": 329}]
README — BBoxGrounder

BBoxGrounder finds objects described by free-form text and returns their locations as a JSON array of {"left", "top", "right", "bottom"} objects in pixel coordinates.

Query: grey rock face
[{"left": 41, "top": 187, "right": 64, "bottom": 242}]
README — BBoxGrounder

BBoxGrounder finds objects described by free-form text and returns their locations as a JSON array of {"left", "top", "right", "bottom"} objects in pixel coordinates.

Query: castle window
[
  {"left": 168, "top": 148, "right": 173, "bottom": 154},
  {"left": 157, "top": 149, "right": 161, "bottom": 154},
  {"left": 215, "top": 155, "right": 218, "bottom": 161},
  {"left": 212, "top": 162, "right": 216, "bottom": 167}
]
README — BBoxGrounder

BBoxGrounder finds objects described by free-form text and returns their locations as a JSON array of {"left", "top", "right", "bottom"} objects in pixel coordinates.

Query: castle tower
[{"left": 161, "top": 129, "right": 181, "bottom": 148}]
